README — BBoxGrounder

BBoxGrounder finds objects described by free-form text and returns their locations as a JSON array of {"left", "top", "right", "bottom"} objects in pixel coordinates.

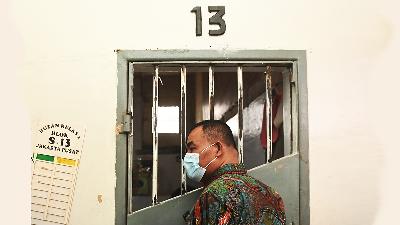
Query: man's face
[{"left": 186, "top": 126, "right": 218, "bottom": 175}]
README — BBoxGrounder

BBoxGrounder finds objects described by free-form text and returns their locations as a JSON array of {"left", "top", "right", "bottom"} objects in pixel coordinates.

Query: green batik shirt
[{"left": 186, "top": 163, "right": 286, "bottom": 225}]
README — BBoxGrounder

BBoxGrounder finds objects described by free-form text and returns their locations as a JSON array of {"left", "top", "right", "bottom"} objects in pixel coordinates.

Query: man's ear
[{"left": 215, "top": 142, "right": 223, "bottom": 156}]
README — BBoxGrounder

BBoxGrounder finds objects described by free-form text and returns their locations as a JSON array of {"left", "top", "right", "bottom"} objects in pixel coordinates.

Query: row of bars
[{"left": 128, "top": 64, "right": 274, "bottom": 209}]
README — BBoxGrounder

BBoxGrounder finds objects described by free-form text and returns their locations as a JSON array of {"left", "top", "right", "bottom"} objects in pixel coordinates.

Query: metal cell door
[{"left": 115, "top": 50, "right": 309, "bottom": 225}]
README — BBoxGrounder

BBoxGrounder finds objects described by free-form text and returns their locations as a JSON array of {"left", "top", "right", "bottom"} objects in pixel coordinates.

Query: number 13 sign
[{"left": 191, "top": 6, "right": 226, "bottom": 36}]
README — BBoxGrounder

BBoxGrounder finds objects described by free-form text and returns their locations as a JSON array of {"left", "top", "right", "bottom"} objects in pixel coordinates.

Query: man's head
[{"left": 185, "top": 120, "right": 239, "bottom": 182}]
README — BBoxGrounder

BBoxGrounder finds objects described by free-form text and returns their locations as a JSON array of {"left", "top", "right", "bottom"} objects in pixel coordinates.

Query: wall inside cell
[
  {"left": 7, "top": 0, "right": 398, "bottom": 224},
  {"left": 225, "top": 95, "right": 267, "bottom": 169}
]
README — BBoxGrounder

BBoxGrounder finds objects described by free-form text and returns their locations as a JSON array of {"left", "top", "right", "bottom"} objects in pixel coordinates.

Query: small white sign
[{"left": 31, "top": 121, "right": 86, "bottom": 225}]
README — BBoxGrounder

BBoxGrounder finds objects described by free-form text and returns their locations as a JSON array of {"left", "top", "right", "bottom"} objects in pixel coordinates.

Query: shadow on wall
[
  {"left": 310, "top": 129, "right": 383, "bottom": 225},
  {"left": 308, "top": 53, "right": 385, "bottom": 225}
]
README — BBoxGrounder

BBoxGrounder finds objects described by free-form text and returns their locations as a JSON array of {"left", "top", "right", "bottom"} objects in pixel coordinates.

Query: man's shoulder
[{"left": 203, "top": 173, "right": 282, "bottom": 201}]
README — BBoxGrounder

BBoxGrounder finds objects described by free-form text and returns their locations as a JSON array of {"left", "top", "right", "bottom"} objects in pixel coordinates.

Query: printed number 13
[{"left": 191, "top": 6, "right": 226, "bottom": 36}]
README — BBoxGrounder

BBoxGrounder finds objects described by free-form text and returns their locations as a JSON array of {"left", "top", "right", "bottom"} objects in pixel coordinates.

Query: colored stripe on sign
[
  {"left": 36, "top": 154, "right": 54, "bottom": 162},
  {"left": 57, "top": 157, "right": 76, "bottom": 166}
]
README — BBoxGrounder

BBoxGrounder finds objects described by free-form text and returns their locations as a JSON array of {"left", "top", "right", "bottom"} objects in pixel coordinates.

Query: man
[{"left": 184, "top": 120, "right": 286, "bottom": 225}]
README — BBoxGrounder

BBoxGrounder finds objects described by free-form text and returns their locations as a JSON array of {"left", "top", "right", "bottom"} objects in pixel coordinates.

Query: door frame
[{"left": 115, "top": 49, "right": 309, "bottom": 225}]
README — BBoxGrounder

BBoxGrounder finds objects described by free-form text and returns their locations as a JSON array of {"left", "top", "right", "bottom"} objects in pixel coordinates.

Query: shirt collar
[{"left": 211, "top": 163, "right": 247, "bottom": 180}]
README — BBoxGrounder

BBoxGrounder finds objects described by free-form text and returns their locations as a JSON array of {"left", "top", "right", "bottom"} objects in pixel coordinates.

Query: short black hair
[{"left": 188, "top": 120, "right": 237, "bottom": 149}]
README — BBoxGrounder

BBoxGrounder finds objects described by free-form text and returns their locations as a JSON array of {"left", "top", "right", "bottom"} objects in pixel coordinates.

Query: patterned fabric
[{"left": 185, "top": 163, "right": 286, "bottom": 225}]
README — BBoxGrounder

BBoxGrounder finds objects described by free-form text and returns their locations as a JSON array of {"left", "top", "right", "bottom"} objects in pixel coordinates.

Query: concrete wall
[{"left": 1, "top": 0, "right": 399, "bottom": 224}]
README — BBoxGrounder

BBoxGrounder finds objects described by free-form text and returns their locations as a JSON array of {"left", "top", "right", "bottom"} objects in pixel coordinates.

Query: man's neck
[{"left": 222, "top": 150, "right": 239, "bottom": 166}]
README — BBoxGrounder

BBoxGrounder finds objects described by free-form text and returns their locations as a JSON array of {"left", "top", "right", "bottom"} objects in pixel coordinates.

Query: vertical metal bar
[
  {"left": 195, "top": 73, "right": 203, "bottom": 122},
  {"left": 265, "top": 66, "right": 273, "bottom": 162},
  {"left": 209, "top": 65, "right": 215, "bottom": 120},
  {"left": 180, "top": 65, "right": 187, "bottom": 195},
  {"left": 152, "top": 65, "right": 159, "bottom": 205},
  {"left": 283, "top": 68, "right": 292, "bottom": 156},
  {"left": 291, "top": 62, "right": 299, "bottom": 154},
  {"left": 237, "top": 66, "right": 244, "bottom": 163},
  {"left": 127, "top": 63, "right": 134, "bottom": 214}
]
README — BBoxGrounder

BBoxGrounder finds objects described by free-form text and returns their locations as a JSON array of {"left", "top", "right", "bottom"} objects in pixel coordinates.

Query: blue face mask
[{"left": 183, "top": 143, "right": 218, "bottom": 182}]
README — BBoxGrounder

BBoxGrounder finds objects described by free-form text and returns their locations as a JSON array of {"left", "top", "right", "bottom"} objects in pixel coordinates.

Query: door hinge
[{"left": 121, "top": 114, "right": 132, "bottom": 134}]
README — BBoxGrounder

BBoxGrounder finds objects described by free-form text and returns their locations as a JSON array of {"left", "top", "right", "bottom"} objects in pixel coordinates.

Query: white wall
[{"left": 1, "top": 0, "right": 399, "bottom": 224}]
